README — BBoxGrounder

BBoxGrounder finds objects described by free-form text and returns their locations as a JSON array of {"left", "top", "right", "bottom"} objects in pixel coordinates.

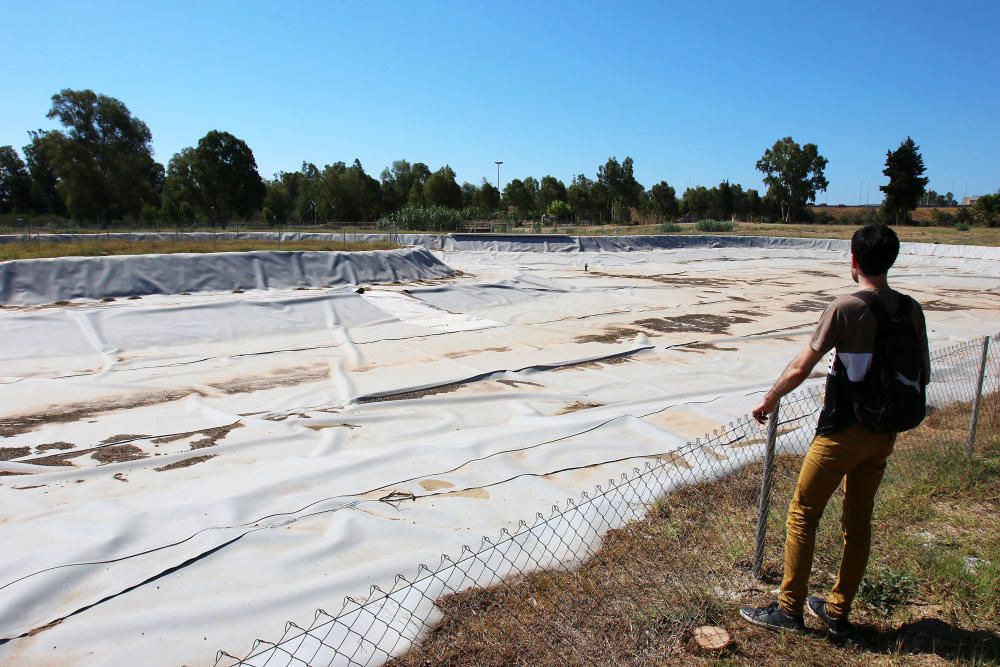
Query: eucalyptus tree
[
  {"left": 537, "top": 175, "right": 568, "bottom": 211},
  {"left": 22, "top": 131, "right": 66, "bottom": 215},
  {"left": 755, "top": 137, "right": 828, "bottom": 223},
  {"left": 502, "top": 178, "right": 535, "bottom": 218},
  {"left": 161, "top": 131, "right": 264, "bottom": 227},
  {"left": 42, "top": 88, "right": 160, "bottom": 224},
  {"left": 380, "top": 160, "right": 431, "bottom": 211},
  {"left": 423, "top": 165, "right": 463, "bottom": 209},
  {"left": 0, "top": 146, "right": 31, "bottom": 214},
  {"left": 648, "top": 181, "right": 678, "bottom": 219},
  {"left": 473, "top": 180, "right": 501, "bottom": 211},
  {"left": 567, "top": 174, "right": 598, "bottom": 222},
  {"left": 597, "top": 156, "right": 643, "bottom": 223}
]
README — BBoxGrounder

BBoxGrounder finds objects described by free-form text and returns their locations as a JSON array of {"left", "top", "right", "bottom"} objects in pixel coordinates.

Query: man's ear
[{"left": 850, "top": 253, "right": 858, "bottom": 269}]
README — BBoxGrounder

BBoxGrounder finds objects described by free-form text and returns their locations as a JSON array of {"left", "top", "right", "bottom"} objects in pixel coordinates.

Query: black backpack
[{"left": 848, "top": 291, "right": 927, "bottom": 433}]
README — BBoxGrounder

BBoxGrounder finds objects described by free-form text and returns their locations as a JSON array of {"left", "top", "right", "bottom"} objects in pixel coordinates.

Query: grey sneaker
[
  {"left": 806, "top": 596, "right": 851, "bottom": 639},
  {"left": 739, "top": 602, "right": 805, "bottom": 633}
]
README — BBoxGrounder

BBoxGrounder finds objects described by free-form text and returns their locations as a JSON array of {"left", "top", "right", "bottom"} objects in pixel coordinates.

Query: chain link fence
[{"left": 215, "top": 334, "right": 998, "bottom": 666}]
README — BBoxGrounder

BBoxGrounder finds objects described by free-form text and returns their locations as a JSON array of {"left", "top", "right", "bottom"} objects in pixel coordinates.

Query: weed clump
[{"left": 695, "top": 219, "right": 736, "bottom": 233}]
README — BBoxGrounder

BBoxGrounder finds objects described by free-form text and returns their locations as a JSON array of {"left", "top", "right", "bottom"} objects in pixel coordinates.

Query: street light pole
[{"left": 494, "top": 161, "right": 503, "bottom": 224}]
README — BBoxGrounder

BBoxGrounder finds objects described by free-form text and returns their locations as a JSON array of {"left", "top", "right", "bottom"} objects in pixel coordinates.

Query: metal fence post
[
  {"left": 752, "top": 399, "right": 781, "bottom": 580},
  {"left": 967, "top": 336, "right": 990, "bottom": 456}
]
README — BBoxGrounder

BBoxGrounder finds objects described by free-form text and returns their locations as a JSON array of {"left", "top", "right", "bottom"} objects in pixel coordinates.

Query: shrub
[
  {"left": 695, "top": 219, "right": 736, "bottom": 233},
  {"left": 859, "top": 568, "right": 916, "bottom": 614},
  {"left": 931, "top": 209, "right": 954, "bottom": 226},
  {"left": 657, "top": 223, "right": 682, "bottom": 233},
  {"left": 955, "top": 222, "right": 970, "bottom": 232},
  {"left": 377, "top": 206, "right": 464, "bottom": 231}
]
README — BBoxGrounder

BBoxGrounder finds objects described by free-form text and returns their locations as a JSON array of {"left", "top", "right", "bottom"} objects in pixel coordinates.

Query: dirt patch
[
  {"left": 91, "top": 444, "right": 148, "bottom": 464},
  {"left": 676, "top": 342, "right": 740, "bottom": 353},
  {"left": 420, "top": 479, "right": 456, "bottom": 491},
  {"left": 589, "top": 271, "right": 733, "bottom": 289},
  {"left": 497, "top": 379, "right": 543, "bottom": 388},
  {"left": 189, "top": 423, "right": 243, "bottom": 449},
  {"left": 24, "top": 617, "right": 64, "bottom": 638},
  {"left": 359, "top": 381, "right": 472, "bottom": 403},
  {"left": 574, "top": 327, "right": 641, "bottom": 344},
  {"left": 150, "top": 422, "right": 243, "bottom": 447},
  {"left": 209, "top": 365, "right": 331, "bottom": 394},
  {"left": 305, "top": 423, "right": 361, "bottom": 431},
  {"left": 556, "top": 401, "right": 604, "bottom": 415},
  {"left": 0, "top": 389, "right": 195, "bottom": 438},
  {"left": 26, "top": 450, "right": 86, "bottom": 467},
  {"left": 35, "top": 441, "right": 74, "bottom": 452},
  {"left": 635, "top": 313, "right": 753, "bottom": 335},
  {"left": 99, "top": 433, "right": 149, "bottom": 445},
  {"left": 448, "top": 488, "right": 490, "bottom": 500},
  {"left": 786, "top": 299, "right": 828, "bottom": 313},
  {"left": 552, "top": 356, "right": 634, "bottom": 372},
  {"left": 445, "top": 347, "right": 511, "bottom": 359},
  {"left": 921, "top": 299, "right": 968, "bottom": 312},
  {"left": 154, "top": 454, "right": 216, "bottom": 472},
  {"left": 0, "top": 446, "right": 31, "bottom": 461},
  {"left": 660, "top": 452, "right": 693, "bottom": 469}
]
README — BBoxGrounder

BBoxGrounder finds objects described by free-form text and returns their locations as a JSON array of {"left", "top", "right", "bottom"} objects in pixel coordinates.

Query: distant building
[{"left": 962, "top": 196, "right": 980, "bottom": 206}]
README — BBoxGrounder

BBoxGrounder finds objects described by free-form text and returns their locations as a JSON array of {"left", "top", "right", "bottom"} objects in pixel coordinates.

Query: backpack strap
[{"left": 852, "top": 290, "right": 911, "bottom": 325}]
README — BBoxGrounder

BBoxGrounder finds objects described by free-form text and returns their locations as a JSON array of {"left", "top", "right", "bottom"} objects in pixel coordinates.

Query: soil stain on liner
[
  {"left": 154, "top": 454, "right": 216, "bottom": 472},
  {"left": 92, "top": 445, "right": 148, "bottom": 465}
]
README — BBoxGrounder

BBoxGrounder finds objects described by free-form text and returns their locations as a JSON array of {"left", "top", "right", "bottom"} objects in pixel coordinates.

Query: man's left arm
[{"left": 752, "top": 345, "right": 825, "bottom": 424}]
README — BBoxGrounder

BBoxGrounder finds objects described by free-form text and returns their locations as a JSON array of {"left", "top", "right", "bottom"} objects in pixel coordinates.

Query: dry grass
[
  {"left": 0, "top": 238, "right": 399, "bottom": 261},
  {"left": 564, "top": 222, "right": 1000, "bottom": 246},
  {"left": 389, "top": 398, "right": 1000, "bottom": 666}
]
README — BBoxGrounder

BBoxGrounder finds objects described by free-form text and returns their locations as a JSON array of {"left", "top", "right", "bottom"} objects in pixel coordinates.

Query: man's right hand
[{"left": 752, "top": 393, "right": 778, "bottom": 425}]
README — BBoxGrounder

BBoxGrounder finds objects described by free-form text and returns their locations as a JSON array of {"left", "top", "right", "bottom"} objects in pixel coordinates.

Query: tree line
[{"left": 1, "top": 88, "right": 997, "bottom": 229}]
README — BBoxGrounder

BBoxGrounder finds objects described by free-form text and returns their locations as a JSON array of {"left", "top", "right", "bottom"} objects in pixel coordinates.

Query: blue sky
[{"left": 3, "top": 0, "right": 998, "bottom": 204}]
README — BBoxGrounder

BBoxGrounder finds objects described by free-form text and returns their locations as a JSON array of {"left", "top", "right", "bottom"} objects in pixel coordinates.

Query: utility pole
[{"left": 495, "top": 161, "right": 503, "bottom": 218}]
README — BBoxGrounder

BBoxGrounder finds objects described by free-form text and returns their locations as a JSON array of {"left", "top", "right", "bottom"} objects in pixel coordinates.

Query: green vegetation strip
[{"left": 0, "top": 239, "right": 399, "bottom": 262}]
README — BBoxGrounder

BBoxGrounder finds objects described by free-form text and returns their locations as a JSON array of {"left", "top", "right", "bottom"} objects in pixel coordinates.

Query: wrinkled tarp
[
  {"left": 3, "top": 234, "right": 1000, "bottom": 306},
  {"left": 4, "top": 231, "right": 1000, "bottom": 259},
  {"left": 0, "top": 247, "right": 454, "bottom": 306},
  {"left": 1, "top": 244, "right": 999, "bottom": 666}
]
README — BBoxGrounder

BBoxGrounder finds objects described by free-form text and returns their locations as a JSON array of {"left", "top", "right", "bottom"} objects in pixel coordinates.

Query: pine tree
[{"left": 879, "top": 137, "right": 928, "bottom": 225}]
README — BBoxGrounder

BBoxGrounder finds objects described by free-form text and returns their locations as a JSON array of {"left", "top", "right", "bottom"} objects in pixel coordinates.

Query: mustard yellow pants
[{"left": 778, "top": 423, "right": 895, "bottom": 619}]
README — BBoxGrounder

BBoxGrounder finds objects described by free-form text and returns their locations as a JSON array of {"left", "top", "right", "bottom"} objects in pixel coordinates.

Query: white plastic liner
[{"left": 1, "top": 241, "right": 999, "bottom": 666}]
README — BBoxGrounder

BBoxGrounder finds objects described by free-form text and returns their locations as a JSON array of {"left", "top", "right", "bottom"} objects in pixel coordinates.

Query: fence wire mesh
[{"left": 215, "top": 334, "right": 999, "bottom": 667}]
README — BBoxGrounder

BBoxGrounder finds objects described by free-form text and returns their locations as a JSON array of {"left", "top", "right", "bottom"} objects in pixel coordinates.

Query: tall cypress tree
[{"left": 879, "top": 137, "right": 928, "bottom": 225}]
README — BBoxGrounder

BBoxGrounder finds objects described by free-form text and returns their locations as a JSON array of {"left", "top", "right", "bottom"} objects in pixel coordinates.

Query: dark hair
[{"left": 851, "top": 224, "right": 899, "bottom": 275}]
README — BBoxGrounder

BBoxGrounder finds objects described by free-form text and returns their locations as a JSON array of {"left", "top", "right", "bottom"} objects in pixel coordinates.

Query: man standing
[{"left": 739, "top": 224, "right": 930, "bottom": 638}]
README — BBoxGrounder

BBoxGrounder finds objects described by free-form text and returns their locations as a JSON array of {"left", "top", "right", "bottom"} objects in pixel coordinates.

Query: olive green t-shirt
[{"left": 810, "top": 288, "right": 930, "bottom": 384}]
